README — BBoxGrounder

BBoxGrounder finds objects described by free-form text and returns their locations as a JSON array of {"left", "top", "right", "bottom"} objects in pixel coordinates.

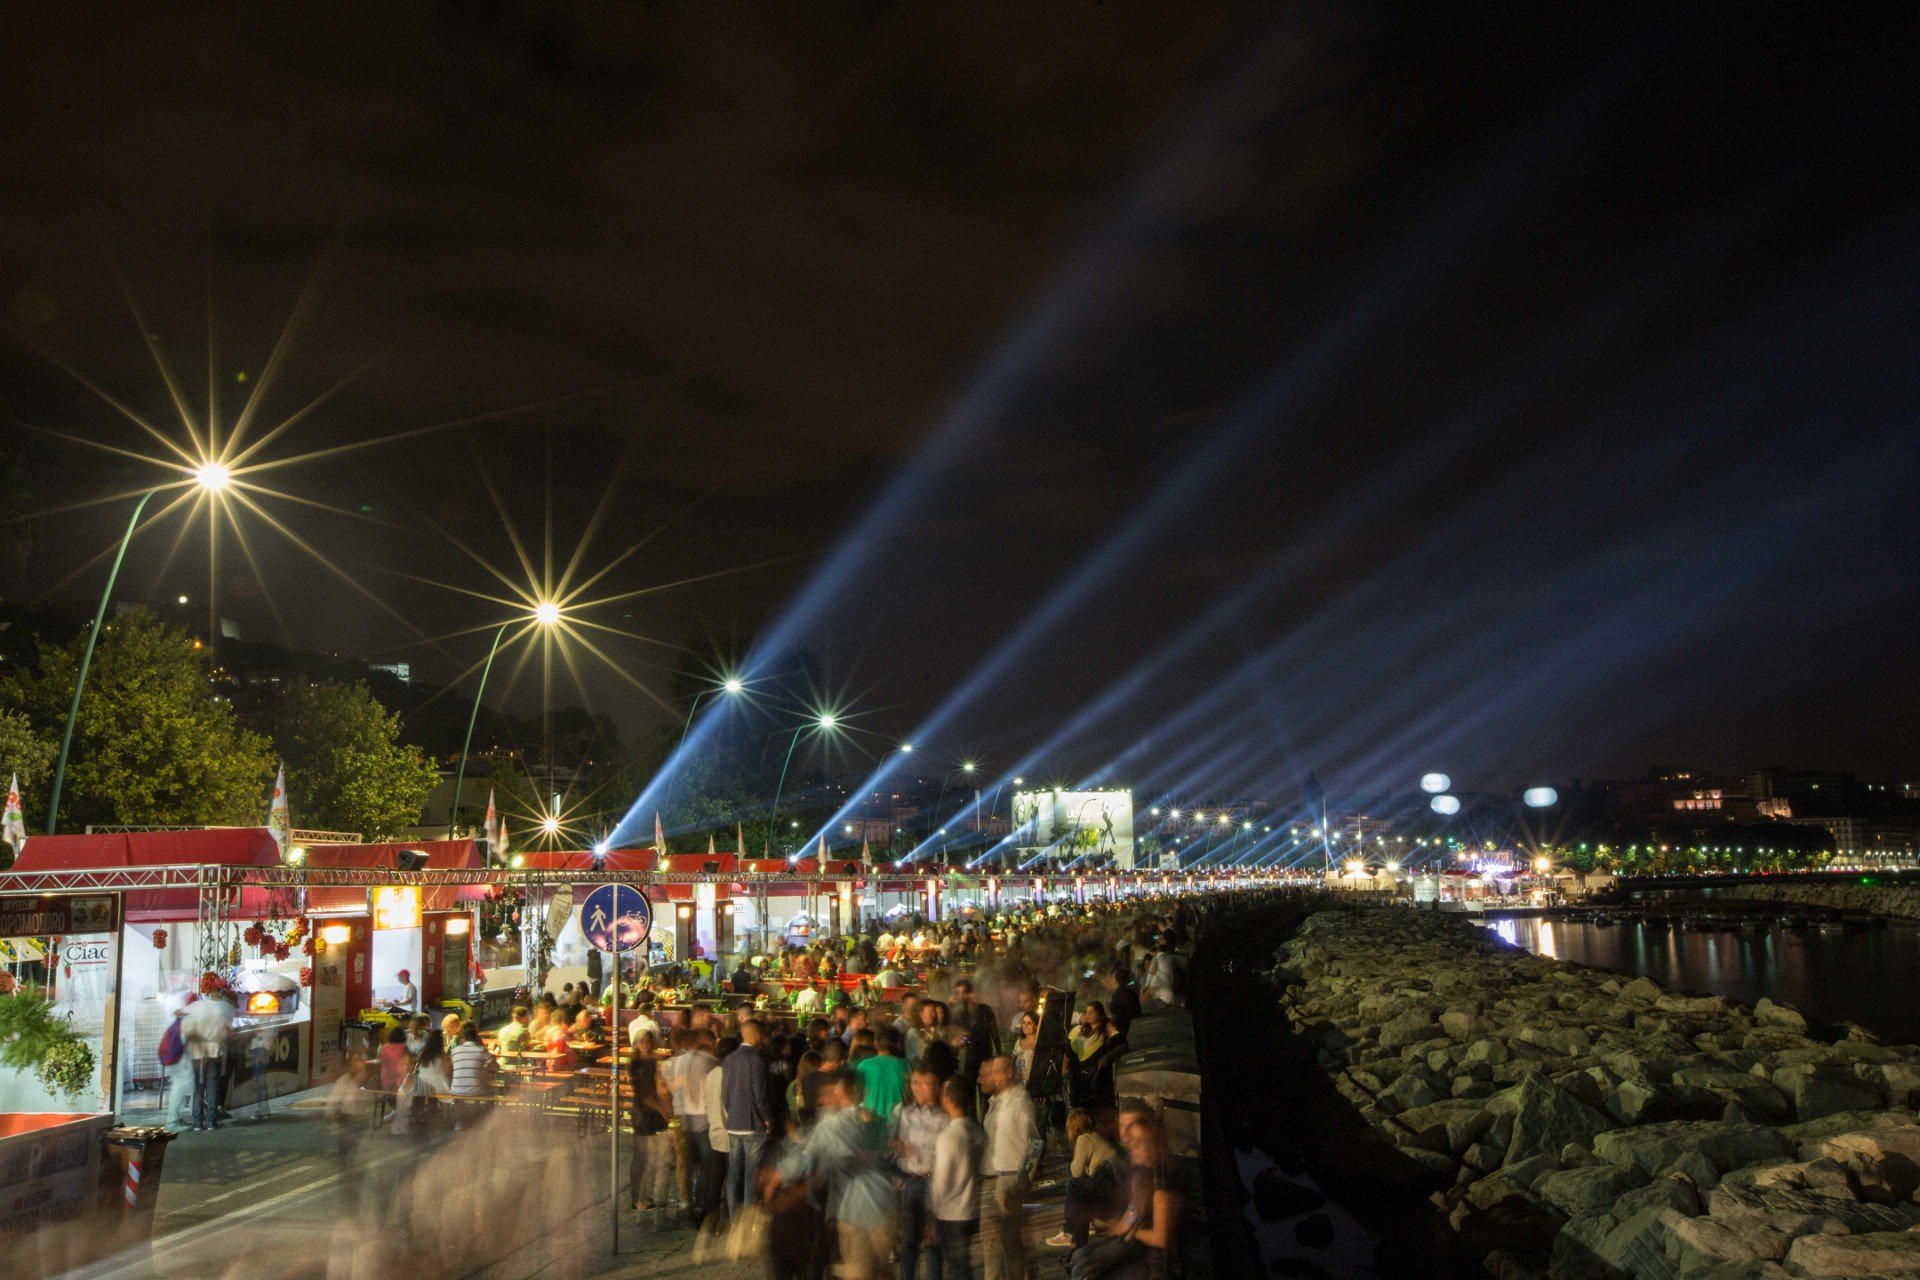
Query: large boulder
[
  {"left": 1593, "top": 1207, "right": 1676, "bottom": 1280},
  {"left": 1784, "top": 1229, "right": 1920, "bottom": 1276},
  {"left": 1448, "top": 1173, "right": 1565, "bottom": 1258},
  {"left": 1381, "top": 1009, "right": 1441, "bottom": 1050},
  {"left": 1505, "top": 1073, "right": 1615, "bottom": 1167},
  {"left": 1773, "top": 1062, "right": 1884, "bottom": 1120},
  {"left": 1661, "top": 1209, "right": 1792, "bottom": 1276},
  {"left": 1534, "top": 1164, "right": 1647, "bottom": 1216},
  {"left": 1752, "top": 997, "right": 1808, "bottom": 1032},
  {"left": 1594, "top": 1122, "right": 1792, "bottom": 1178}
]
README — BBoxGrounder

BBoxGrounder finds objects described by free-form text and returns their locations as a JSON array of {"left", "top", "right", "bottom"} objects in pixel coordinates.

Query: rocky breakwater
[
  {"left": 1270, "top": 906, "right": 1920, "bottom": 1279},
  {"left": 1726, "top": 882, "right": 1920, "bottom": 921}
]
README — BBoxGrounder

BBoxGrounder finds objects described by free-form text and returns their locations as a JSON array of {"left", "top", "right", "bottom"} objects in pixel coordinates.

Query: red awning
[
  {"left": 12, "top": 828, "right": 290, "bottom": 922},
  {"left": 304, "top": 839, "right": 488, "bottom": 913}
]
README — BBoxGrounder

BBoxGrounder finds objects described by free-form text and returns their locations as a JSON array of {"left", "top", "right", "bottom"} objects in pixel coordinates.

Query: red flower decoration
[
  {"left": 298, "top": 966, "right": 313, "bottom": 988},
  {"left": 272, "top": 941, "right": 291, "bottom": 961},
  {"left": 199, "top": 972, "right": 229, "bottom": 996},
  {"left": 151, "top": 929, "right": 168, "bottom": 949},
  {"left": 302, "top": 937, "right": 315, "bottom": 956},
  {"left": 243, "top": 924, "right": 265, "bottom": 947},
  {"left": 0, "top": 971, "right": 14, "bottom": 995}
]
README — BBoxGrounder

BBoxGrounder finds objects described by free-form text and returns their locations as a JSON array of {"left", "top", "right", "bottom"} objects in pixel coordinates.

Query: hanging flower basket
[{"left": 151, "top": 928, "right": 168, "bottom": 949}]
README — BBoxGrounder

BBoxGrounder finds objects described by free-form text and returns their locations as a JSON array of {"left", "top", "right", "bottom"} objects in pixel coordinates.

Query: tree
[
  {"left": 0, "top": 710, "right": 55, "bottom": 827},
  {"left": 257, "top": 680, "right": 439, "bottom": 840},
  {"left": 3, "top": 610, "right": 272, "bottom": 830}
]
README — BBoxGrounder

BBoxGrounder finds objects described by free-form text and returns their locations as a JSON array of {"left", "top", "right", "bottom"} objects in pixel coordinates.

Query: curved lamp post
[
  {"left": 766, "top": 712, "right": 836, "bottom": 856},
  {"left": 46, "top": 464, "right": 231, "bottom": 834},
  {"left": 446, "top": 603, "right": 562, "bottom": 845}
]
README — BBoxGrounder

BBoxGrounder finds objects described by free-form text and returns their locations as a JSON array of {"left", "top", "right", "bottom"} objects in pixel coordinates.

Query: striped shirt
[{"left": 448, "top": 1042, "right": 494, "bottom": 1096}]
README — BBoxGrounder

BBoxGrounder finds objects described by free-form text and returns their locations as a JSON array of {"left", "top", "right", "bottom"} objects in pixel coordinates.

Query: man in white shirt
[
  {"left": 932, "top": 1076, "right": 985, "bottom": 1278},
  {"left": 793, "top": 983, "right": 823, "bottom": 1015},
  {"left": 665, "top": 1031, "right": 720, "bottom": 1218},
  {"left": 182, "top": 991, "right": 233, "bottom": 1131},
  {"left": 698, "top": 1037, "right": 732, "bottom": 1229},
  {"left": 979, "top": 1055, "right": 1037, "bottom": 1280}
]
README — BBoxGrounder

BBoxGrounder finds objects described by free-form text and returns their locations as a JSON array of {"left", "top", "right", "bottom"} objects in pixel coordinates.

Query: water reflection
[{"left": 1484, "top": 916, "right": 1920, "bottom": 1043}]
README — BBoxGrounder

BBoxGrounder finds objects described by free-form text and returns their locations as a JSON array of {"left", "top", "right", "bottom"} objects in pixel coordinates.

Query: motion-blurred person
[
  {"left": 979, "top": 1056, "right": 1037, "bottom": 1280},
  {"left": 183, "top": 987, "right": 232, "bottom": 1131},
  {"left": 932, "top": 1076, "right": 984, "bottom": 1280},
  {"left": 722, "top": 1018, "right": 774, "bottom": 1216},
  {"left": 158, "top": 1002, "right": 191, "bottom": 1127},
  {"left": 892, "top": 1066, "right": 947, "bottom": 1280}
]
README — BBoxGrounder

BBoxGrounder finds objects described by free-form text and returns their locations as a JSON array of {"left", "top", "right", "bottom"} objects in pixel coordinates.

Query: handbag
[{"left": 726, "top": 1202, "right": 770, "bottom": 1261}]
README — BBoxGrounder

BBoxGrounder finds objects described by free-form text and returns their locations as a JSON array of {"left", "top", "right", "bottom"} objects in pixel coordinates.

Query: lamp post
[
  {"left": 766, "top": 712, "right": 836, "bottom": 856},
  {"left": 46, "top": 463, "right": 231, "bottom": 835},
  {"left": 446, "top": 603, "right": 562, "bottom": 847},
  {"left": 663, "top": 676, "right": 744, "bottom": 820}
]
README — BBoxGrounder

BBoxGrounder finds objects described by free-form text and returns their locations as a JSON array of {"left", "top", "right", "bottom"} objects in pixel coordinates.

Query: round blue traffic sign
[{"left": 580, "top": 883, "right": 651, "bottom": 953}]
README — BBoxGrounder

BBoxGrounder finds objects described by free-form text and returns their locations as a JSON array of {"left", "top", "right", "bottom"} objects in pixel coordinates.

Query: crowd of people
[
  {"left": 297, "top": 896, "right": 1198, "bottom": 1280},
  {"left": 620, "top": 899, "right": 1193, "bottom": 1280}
]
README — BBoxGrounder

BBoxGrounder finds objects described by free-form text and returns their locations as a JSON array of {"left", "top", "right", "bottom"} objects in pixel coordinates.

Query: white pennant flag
[
  {"left": 484, "top": 788, "right": 501, "bottom": 859},
  {"left": 654, "top": 812, "right": 666, "bottom": 854},
  {"left": 266, "top": 764, "right": 291, "bottom": 859},
  {"left": 2, "top": 773, "right": 25, "bottom": 856}
]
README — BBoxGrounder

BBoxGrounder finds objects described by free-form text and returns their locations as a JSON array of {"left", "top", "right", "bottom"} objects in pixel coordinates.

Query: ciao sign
[{"left": 0, "top": 894, "right": 119, "bottom": 939}]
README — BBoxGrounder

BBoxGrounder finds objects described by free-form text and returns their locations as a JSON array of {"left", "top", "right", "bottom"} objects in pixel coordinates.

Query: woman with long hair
[{"left": 1012, "top": 1011, "right": 1040, "bottom": 1088}]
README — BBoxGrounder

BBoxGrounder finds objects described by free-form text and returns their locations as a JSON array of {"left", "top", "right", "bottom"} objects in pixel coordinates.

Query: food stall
[{"left": 0, "top": 880, "right": 175, "bottom": 1277}]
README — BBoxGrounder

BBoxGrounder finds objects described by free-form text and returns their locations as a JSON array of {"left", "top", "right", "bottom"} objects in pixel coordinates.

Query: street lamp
[
  {"left": 664, "top": 673, "right": 748, "bottom": 816},
  {"left": 767, "top": 711, "right": 839, "bottom": 855},
  {"left": 46, "top": 463, "right": 231, "bottom": 834},
  {"left": 446, "top": 601, "right": 564, "bottom": 844}
]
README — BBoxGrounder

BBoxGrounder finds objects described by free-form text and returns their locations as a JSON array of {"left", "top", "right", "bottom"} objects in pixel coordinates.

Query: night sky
[{"left": 3, "top": 5, "right": 1917, "bottom": 797}]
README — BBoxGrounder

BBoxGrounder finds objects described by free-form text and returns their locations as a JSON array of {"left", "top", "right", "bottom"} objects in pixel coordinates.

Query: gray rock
[
  {"left": 1560, "top": 1142, "right": 1603, "bottom": 1169},
  {"left": 1784, "top": 1229, "right": 1920, "bottom": 1276},
  {"left": 1449, "top": 1173, "right": 1565, "bottom": 1259},
  {"left": 1708, "top": 1182, "right": 1920, "bottom": 1236},
  {"left": 1621, "top": 976, "right": 1664, "bottom": 1003},
  {"left": 1752, "top": 997, "right": 1808, "bottom": 1032},
  {"left": 1594, "top": 1207, "right": 1677, "bottom": 1280},
  {"left": 1612, "top": 1173, "right": 1701, "bottom": 1221},
  {"left": 1441, "top": 1009, "right": 1487, "bottom": 1040},
  {"left": 1505, "top": 1151, "right": 1561, "bottom": 1190},
  {"left": 1533, "top": 1163, "right": 1647, "bottom": 1216},
  {"left": 1774, "top": 1062, "right": 1885, "bottom": 1120},
  {"left": 1594, "top": 1121, "right": 1793, "bottom": 1178},
  {"left": 1506, "top": 1073, "right": 1615, "bottom": 1167},
  {"left": 1549, "top": 1211, "right": 1617, "bottom": 1280},
  {"left": 1381, "top": 1009, "right": 1441, "bottom": 1049},
  {"left": 1661, "top": 1208, "right": 1791, "bottom": 1276},
  {"left": 1661, "top": 1149, "right": 1722, "bottom": 1191},
  {"left": 1465, "top": 1037, "right": 1514, "bottom": 1067},
  {"left": 1383, "top": 1069, "right": 1446, "bottom": 1113}
]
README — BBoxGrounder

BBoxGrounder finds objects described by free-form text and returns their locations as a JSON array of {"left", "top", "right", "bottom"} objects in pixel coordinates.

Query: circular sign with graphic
[{"left": 580, "top": 884, "right": 651, "bottom": 953}]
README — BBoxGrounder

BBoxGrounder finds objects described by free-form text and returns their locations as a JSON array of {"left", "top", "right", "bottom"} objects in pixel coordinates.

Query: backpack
[{"left": 157, "top": 1020, "right": 185, "bottom": 1067}]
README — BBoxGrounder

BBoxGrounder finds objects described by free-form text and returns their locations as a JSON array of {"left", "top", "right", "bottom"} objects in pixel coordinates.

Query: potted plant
[{"left": 0, "top": 978, "right": 96, "bottom": 1100}]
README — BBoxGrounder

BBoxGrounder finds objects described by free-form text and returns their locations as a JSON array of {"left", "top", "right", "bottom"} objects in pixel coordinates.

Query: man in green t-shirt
[{"left": 853, "top": 1025, "right": 911, "bottom": 1124}]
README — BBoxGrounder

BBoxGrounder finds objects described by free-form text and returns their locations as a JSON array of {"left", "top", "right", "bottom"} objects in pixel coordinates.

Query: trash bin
[{"left": 98, "top": 1125, "right": 177, "bottom": 1261}]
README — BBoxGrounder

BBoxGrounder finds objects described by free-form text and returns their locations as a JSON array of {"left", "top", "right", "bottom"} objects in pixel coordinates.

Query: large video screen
[{"left": 1010, "top": 789, "right": 1135, "bottom": 868}]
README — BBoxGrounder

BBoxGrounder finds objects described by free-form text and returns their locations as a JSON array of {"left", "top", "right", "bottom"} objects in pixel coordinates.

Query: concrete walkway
[{"left": 79, "top": 1086, "right": 1072, "bottom": 1280}]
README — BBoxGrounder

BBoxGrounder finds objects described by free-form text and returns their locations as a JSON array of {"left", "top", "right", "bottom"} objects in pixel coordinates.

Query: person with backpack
[{"left": 158, "top": 1004, "right": 191, "bottom": 1127}]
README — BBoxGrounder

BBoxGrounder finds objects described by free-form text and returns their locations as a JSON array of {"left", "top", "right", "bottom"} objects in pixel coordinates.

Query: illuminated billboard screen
[{"left": 1010, "top": 789, "right": 1135, "bottom": 868}]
